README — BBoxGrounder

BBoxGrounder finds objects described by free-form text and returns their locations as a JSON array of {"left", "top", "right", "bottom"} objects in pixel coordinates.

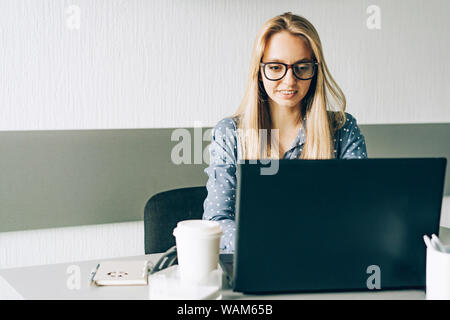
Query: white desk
[
  {"left": 0, "top": 253, "right": 425, "bottom": 300},
  {"left": 2, "top": 227, "right": 449, "bottom": 300}
]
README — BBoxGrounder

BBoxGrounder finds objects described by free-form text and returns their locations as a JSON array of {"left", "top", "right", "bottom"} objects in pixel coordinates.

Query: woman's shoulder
[
  {"left": 215, "top": 117, "right": 237, "bottom": 129},
  {"left": 213, "top": 116, "right": 239, "bottom": 136},
  {"left": 327, "top": 111, "right": 359, "bottom": 131},
  {"left": 210, "top": 116, "right": 240, "bottom": 160}
]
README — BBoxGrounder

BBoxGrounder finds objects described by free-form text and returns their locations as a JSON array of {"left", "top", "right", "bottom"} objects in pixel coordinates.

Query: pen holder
[{"left": 426, "top": 246, "right": 450, "bottom": 300}]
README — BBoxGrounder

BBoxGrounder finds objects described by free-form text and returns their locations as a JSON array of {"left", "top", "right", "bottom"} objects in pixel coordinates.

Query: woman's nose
[{"left": 282, "top": 67, "right": 297, "bottom": 85}]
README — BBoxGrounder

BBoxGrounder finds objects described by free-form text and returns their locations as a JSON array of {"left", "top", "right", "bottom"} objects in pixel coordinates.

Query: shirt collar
[{"left": 286, "top": 116, "right": 307, "bottom": 152}]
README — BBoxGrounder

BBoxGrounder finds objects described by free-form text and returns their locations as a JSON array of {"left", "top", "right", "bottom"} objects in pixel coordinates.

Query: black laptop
[{"left": 219, "top": 158, "right": 447, "bottom": 294}]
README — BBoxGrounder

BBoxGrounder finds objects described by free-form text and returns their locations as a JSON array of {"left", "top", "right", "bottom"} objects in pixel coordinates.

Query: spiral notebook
[{"left": 92, "top": 260, "right": 150, "bottom": 286}]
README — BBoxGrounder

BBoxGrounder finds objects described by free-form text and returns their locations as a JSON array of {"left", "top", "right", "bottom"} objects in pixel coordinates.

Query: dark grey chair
[{"left": 144, "top": 186, "right": 207, "bottom": 254}]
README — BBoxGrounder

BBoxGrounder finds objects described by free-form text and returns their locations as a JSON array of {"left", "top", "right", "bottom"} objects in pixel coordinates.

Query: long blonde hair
[{"left": 232, "top": 12, "right": 346, "bottom": 160}]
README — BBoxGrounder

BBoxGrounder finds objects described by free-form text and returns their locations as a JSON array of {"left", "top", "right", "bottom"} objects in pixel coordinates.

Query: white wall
[
  {"left": 1, "top": 0, "right": 449, "bottom": 269},
  {"left": 1, "top": 0, "right": 449, "bottom": 132}
]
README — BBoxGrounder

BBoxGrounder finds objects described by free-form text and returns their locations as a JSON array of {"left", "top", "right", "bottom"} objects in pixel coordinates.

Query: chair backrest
[{"left": 144, "top": 186, "right": 207, "bottom": 254}]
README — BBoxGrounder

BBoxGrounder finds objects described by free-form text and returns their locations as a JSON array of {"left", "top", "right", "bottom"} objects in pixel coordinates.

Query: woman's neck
[{"left": 269, "top": 101, "right": 303, "bottom": 130}]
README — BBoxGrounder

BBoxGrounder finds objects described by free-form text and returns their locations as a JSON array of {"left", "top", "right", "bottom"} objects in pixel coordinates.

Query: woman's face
[{"left": 261, "top": 31, "right": 314, "bottom": 109}]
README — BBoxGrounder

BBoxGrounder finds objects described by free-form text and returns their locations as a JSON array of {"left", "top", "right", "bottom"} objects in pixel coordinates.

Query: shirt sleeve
[
  {"left": 202, "top": 118, "right": 238, "bottom": 252},
  {"left": 338, "top": 113, "right": 368, "bottom": 159}
]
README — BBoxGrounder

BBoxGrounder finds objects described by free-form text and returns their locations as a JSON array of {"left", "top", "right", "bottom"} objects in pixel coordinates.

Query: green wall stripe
[{"left": 0, "top": 123, "right": 448, "bottom": 232}]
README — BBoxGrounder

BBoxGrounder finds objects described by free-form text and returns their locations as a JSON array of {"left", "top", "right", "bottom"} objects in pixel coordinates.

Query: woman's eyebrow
[{"left": 265, "top": 58, "right": 312, "bottom": 63}]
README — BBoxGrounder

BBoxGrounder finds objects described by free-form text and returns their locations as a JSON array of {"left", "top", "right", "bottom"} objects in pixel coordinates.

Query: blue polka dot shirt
[{"left": 202, "top": 112, "right": 368, "bottom": 252}]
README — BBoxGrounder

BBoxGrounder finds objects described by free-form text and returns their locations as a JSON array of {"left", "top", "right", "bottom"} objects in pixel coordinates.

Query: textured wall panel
[{"left": 0, "top": 0, "right": 449, "bottom": 131}]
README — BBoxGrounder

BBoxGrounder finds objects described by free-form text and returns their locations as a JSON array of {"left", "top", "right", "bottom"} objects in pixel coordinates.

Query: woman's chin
[{"left": 272, "top": 98, "right": 301, "bottom": 108}]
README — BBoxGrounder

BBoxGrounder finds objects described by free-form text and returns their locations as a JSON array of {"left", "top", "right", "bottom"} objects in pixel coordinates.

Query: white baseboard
[{"left": 0, "top": 221, "right": 144, "bottom": 269}]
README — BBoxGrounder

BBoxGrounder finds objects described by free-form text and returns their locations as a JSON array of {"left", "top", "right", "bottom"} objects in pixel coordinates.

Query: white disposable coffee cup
[{"left": 173, "top": 220, "right": 223, "bottom": 285}]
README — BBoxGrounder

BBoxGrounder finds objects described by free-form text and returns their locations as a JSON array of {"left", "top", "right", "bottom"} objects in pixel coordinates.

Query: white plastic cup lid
[{"left": 173, "top": 220, "right": 223, "bottom": 238}]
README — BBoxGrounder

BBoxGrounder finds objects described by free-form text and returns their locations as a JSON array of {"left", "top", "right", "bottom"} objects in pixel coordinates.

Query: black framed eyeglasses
[{"left": 260, "top": 61, "right": 318, "bottom": 81}]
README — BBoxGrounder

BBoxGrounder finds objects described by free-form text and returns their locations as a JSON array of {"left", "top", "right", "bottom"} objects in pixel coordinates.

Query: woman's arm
[
  {"left": 202, "top": 118, "right": 238, "bottom": 252},
  {"left": 337, "top": 113, "right": 368, "bottom": 159}
]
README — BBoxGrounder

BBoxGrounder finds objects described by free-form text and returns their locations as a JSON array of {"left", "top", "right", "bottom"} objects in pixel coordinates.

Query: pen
[
  {"left": 431, "top": 234, "right": 447, "bottom": 253},
  {"left": 89, "top": 263, "right": 100, "bottom": 286},
  {"left": 423, "top": 235, "right": 432, "bottom": 249}
]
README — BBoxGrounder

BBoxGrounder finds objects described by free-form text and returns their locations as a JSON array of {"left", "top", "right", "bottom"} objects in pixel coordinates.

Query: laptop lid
[{"left": 233, "top": 158, "right": 447, "bottom": 294}]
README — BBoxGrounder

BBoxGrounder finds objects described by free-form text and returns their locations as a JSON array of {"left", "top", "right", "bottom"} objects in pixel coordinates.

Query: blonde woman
[{"left": 203, "top": 12, "right": 367, "bottom": 252}]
